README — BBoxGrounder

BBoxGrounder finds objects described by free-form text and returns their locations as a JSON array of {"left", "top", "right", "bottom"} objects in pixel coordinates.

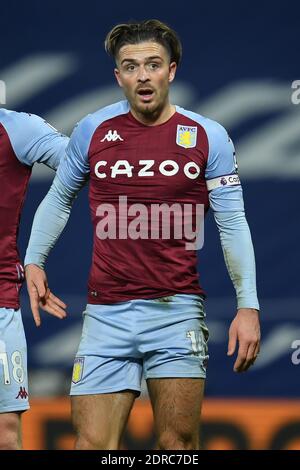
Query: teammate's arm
[
  {"left": 25, "top": 120, "right": 90, "bottom": 326},
  {"left": 7, "top": 112, "right": 69, "bottom": 170},
  {"left": 206, "top": 123, "right": 260, "bottom": 373}
]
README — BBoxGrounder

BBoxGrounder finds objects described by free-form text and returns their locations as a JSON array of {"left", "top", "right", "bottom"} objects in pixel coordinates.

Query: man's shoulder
[
  {"left": 0, "top": 108, "right": 30, "bottom": 129},
  {"left": 69, "top": 101, "right": 129, "bottom": 153},
  {"left": 0, "top": 108, "right": 51, "bottom": 136},
  {"left": 175, "top": 105, "right": 228, "bottom": 140},
  {"left": 0, "top": 107, "right": 11, "bottom": 123},
  {"left": 76, "top": 100, "right": 129, "bottom": 133}
]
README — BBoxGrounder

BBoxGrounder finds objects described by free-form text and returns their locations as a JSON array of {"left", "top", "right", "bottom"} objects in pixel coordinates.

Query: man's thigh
[
  {"left": 71, "top": 391, "right": 137, "bottom": 449},
  {"left": 147, "top": 377, "right": 205, "bottom": 449},
  {"left": 0, "top": 308, "right": 29, "bottom": 413},
  {"left": 0, "top": 412, "right": 22, "bottom": 449}
]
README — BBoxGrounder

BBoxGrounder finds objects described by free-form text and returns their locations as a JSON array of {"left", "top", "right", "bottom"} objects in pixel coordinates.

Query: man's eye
[
  {"left": 149, "top": 63, "right": 159, "bottom": 70},
  {"left": 126, "top": 65, "right": 136, "bottom": 71}
]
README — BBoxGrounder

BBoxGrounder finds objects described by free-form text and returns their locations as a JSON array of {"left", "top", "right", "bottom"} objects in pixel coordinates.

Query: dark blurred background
[{"left": 1, "top": 0, "right": 299, "bottom": 449}]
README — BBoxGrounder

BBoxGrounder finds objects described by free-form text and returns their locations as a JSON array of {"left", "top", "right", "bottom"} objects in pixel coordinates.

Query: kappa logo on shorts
[
  {"left": 16, "top": 386, "right": 28, "bottom": 399},
  {"left": 72, "top": 357, "right": 85, "bottom": 384}
]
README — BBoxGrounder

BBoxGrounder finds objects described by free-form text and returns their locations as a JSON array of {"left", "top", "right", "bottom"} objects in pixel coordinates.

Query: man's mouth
[{"left": 137, "top": 88, "right": 154, "bottom": 102}]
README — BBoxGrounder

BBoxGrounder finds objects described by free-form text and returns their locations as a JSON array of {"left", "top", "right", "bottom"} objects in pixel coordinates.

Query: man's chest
[{"left": 88, "top": 117, "right": 209, "bottom": 200}]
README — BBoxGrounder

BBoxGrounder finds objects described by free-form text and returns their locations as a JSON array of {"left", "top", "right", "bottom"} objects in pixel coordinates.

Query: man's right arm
[{"left": 25, "top": 120, "right": 91, "bottom": 325}]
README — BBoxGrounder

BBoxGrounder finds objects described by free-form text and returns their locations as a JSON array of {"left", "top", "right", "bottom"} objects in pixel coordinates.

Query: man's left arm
[
  {"left": 205, "top": 121, "right": 260, "bottom": 373},
  {"left": 214, "top": 211, "right": 260, "bottom": 372}
]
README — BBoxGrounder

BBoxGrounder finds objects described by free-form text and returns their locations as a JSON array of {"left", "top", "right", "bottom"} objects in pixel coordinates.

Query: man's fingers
[
  {"left": 34, "top": 277, "right": 47, "bottom": 298},
  {"left": 254, "top": 343, "right": 260, "bottom": 358},
  {"left": 32, "top": 309, "right": 41, "bottom": 327},
  {"left": 39, "top": 296, "right": 67, "bottom": 319},
  {"left": 40, "top": 305, "right": 66, "bottom": 319},
  {"left": 28, "top": 284, "right": 41, "bottom": 327},
  {"left": 245, "top": 342, "right": 261, "bottom": 370},
  {"left": 227, "top": 328, "right": 237, "bottom": 356},
  {"left": 233, "top": 343, "right": 249, "bottom": 372},
  {"left": 234, "top": 341, "right": 260, "bottom": 372},
  {"left": 45, "top": 293, "right": 67, "bottom": 317},
  {"left": 48, "top": 292, "right": 67, "bottom": 309},
  {"left": 242, "top": 342, "right": 258, "bottom": 371}
]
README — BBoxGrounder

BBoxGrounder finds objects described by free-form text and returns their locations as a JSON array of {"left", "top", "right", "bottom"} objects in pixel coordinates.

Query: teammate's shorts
[
  {"left": 0, "top": 308, "right": 29, "bottom": 413},
  {"left": 70, "top": 294, "right": 209, "bottom": 396}
]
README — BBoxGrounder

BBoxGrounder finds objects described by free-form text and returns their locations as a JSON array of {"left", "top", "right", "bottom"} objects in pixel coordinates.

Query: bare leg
[
  {"left": 0, "top": 412, "right": 22, "bottom": 450},
  {"left": 71, "top": 390, "right": 137, "bottom": 450},
  {"left": 147, "top": 378, "right": 205, "bottom": 450}
]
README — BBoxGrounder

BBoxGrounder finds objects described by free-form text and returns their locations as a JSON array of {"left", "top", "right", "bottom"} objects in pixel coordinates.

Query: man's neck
[{"left": 131, "top": 103, "right": 176, "bottom": 126}]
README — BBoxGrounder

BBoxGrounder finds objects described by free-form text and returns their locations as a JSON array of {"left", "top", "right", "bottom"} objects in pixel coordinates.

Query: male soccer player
[
  {"left": 0, "top": 109, "right": 68, "bottom": 449},
  {"left": 25, "top": 20, "right": 260, "bottom": 450}
]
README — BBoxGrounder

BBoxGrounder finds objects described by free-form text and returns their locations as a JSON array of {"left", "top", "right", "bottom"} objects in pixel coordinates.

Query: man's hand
[
  {"left": 227, "top": 308, "right": 260, "bottom": 372},
  {"left": 25, "top": 264, "right": 67, "bottom": 327}
]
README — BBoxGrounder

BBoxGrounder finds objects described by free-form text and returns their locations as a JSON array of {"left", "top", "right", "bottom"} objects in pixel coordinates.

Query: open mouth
[{"left": 137, "top": 88, "right": 154, "bottom": 101}]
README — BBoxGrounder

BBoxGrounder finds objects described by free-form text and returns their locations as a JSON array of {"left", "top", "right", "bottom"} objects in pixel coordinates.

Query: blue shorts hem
[
  {"left": 70, "top": 385, "right": 141, "bottom": 396},
  {"left": 0, "top": 404, "right": 30, "bottom": 413},
  {"left": 144, "top": 372, "right": 206, "bottom": 379}
]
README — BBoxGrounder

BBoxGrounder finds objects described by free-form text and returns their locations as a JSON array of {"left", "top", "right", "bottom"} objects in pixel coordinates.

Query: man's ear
[
  {"left": 168, "top": 62, "right": 177, "bottom": 83},
  {"left": 114, "top": 68, "right": 123, "bottom": 87}
]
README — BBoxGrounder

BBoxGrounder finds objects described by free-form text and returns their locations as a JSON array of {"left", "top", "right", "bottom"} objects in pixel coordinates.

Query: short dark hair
[{"left": 105, "top": 19, "right": 182, "bottom": 65}]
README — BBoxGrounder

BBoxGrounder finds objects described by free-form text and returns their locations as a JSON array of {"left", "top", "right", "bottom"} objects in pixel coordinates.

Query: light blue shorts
[
  {"left": 70, "top": 294, "right": 209, "bottom": 396},
  {"left": 0, "top": 308, "right": 29, "bottom": 413}
]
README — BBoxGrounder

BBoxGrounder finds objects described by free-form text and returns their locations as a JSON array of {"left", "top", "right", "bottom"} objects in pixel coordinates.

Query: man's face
[{"left": 114, "top": 41, "right": 177, "bottom": 118}]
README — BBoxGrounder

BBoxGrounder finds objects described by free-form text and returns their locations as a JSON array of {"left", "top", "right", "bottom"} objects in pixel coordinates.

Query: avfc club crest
[
  {"left": 176, "top": 125, "right": 198, "bottom": 148},
  {"left": 72, "top": 357, "right": 85, "bottom": 384}
]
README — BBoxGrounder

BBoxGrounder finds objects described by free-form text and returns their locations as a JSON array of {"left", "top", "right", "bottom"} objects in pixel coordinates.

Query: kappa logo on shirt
[{"left": 101, "top": 130, "right": 124, "bottom": 142}]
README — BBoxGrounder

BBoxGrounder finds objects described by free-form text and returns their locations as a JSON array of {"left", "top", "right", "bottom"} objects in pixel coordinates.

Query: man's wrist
[
  {"left": 237, "top": 307, "right": 260, "bottom": 314},
  {"left": 24, "top": 261, "right": 45, "bottom": 271}
]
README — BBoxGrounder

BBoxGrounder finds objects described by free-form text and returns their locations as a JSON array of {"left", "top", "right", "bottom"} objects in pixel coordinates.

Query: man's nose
[{"left": 137, "top": 66, "right": 150, "bottom": 82}]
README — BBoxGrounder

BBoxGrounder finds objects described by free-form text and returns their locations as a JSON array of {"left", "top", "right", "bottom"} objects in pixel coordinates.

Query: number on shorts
[
  {"left": 0, "top": 352, "right": 10, "bottom": 384},
  {"left": 12, "top": 351, "right": 24, "bottom": 383},
  {"left": 0, "top": 350, "right": 25, "bottom": 385},
  {"left": 187, "top": 330, "right": 203, "bottom": 356}
]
